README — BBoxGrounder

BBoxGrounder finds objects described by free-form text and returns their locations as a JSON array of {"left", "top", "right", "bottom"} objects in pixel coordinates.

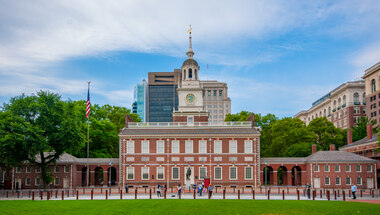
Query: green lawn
[{"left": 0, "top": 200, "right": 379, "bottom": 215}]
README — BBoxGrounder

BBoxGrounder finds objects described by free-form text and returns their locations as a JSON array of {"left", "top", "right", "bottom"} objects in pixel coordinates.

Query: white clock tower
[{"left": 173, "top": 27, "right": 209, "bottom": 123}]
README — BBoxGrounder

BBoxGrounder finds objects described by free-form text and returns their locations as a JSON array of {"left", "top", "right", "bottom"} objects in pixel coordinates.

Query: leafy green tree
[
  {"left": 224, "top": 111, "right": 253, "bottom": 122},
  {"left": 284, "top": 142, "right": 313, "bottom": 157},
  {"left": 3, "top": 91, "right": 84, "bottom": 188},
  {"left": 268, "top": 118, "right": 314, "bottom": 157},
  {"left": 0, "top": 111, "right": 31, "bottom": 168},
  {"left": 307, "top": 117, "right": 345, "bottom": 150},
  {"left": 352, "top": 116, "right": 378, "bottom": 142}
]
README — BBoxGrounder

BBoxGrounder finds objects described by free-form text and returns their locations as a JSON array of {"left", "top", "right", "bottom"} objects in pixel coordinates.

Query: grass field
[{"left": 1, "top": 200, "right": 379, "bottom": 215}]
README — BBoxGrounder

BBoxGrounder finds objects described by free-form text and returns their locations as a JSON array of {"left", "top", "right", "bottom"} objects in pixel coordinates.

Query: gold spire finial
[{"left": 188, "top": 24, "right": 192, "bottom": 35}]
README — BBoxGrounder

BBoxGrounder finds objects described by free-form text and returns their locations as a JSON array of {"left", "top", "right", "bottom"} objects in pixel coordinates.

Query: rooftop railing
[{"left": 128, "top": 121, "right": 252, "bottom": 128}]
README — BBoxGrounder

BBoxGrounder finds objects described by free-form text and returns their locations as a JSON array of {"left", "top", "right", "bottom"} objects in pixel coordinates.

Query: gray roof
[
  {"left": 305, "top": 151, "right": 376, "bottom": 163},
  {"left": 120, "top": 127, "right": 260, "bottom": 136},
  {"left": 261, "top": 157, "right": 307, "bottom": 163},
  {"left": 76, "top": 158, "right": 119, "bottom": 164},
  {"left": 339, "top": 133, "right": 378, "bottom": 149}
]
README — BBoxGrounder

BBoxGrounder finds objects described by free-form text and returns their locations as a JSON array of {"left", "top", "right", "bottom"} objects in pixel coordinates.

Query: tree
[
  {"left": 352, "top": 116, "right": 378, "bottom": 142},
  {"left": 224, "top": 111, "right": 253, "bottom": 122},
  {"left": 307, "top": 117, "right": 345, "bottom": 150},
  {"left": 268, "top": 118, "right": 314, "bottom": 157},
  {"left": 3, "top": 91, "right": 84, "bottom": 188},
  {"left": 284, "top": 142, "right": 313, "bottom": 157}
]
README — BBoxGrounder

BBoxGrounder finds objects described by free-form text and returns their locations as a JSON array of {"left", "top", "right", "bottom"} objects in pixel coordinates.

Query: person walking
[
  {"left": 125, "top": 182, "right": 129, "bottom": 194},
  {"left": 198, "top": 184, "right": 203, "bottom": 196},
  {"left": 209, "top": 184, "right": 213, "bottom": 199},
  {"left": 351, "top": 184, "right": 357, "bottom": 199},
  {"left": 177, "top": 184, "right": 182, "bottom": 197},
  {"left": 157, "top": 184, "right": 161, "bottom": 197},
  {"left": 306, "top": 183, "right": 311, "bottom": 199}
]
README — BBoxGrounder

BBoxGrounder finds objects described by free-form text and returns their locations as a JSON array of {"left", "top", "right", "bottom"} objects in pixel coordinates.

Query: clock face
[{"left": 185, "top": 93, "right": 195, "bottom": 104}]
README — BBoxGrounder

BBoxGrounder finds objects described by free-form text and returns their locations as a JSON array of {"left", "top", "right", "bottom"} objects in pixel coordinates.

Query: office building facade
[{"left": 133, "top": 79, "right": 148, "bottom": 122}]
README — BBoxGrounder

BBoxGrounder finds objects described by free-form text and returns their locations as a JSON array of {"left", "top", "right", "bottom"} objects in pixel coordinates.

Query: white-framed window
[
  {"left": 185, "top": 140, "right": 193, "bottom": 153},
  {"left": 64, "top": 165, "right": 70, "bottom": 173},
  {"left": 334, "top": 165, "right": 340, "bottom": 172},
  {"left": 245, "top": 167, "right": 252, "bottom": 180},
  {"left": 172, "top": 167, "right": 179, "bottom": 180},
  {"left": 314, "top": 165, "right": 319, "bottom": 172},
  {"left": 356, "top": 164, "right": 361, "bottom": 172},
  {"left": 214, "top": 167, "right": 222, "bottom": 180},
  {"left": 55, "top": 166, "right": 60, "bottom": 173},
  {"left": 25, "top": 166, "right": 31, "bottom": 173},
  {"left": 357, "top": 177, "right": 362, "bottom": 185},
  {"left": 157, "top": 167, "right": 164, "bottom": 180},
  {"left": 244, "top": 140, "right": 252, "bottom": 153},
  {"left": 35, "top": 166, "right": 41, "bottom": 173},
  {"left": 353, "top": 107, "right": 360, "bottom": 114},
  {"left": 16, "top": 167, "right": 22, "bottom": 173},
  {"left": 346, "top": 177, "right": 351, "bottom": 185},
  {"left": 25, "top": 177, "right": 31, "bottom": 186},
  {"left": 127, "top": 167, "right": 134, "bottom": 180},
  {"left": 199, "top": 167, "right": 207, "bottom": 179},
  {"left": 345, "top": 165, "right": 351, "bottom": 172},
  {"left": 54, "top": 177, "right": 60, "bottom": 185},
  {"left": 156, "top": 140, "right": 164, "bottom": 154},
  {"left": 229, "top": 167, "right": 237, "bottom": 180},
  {"left": 325, "top": 177, "right": 330, "bottom": 185},
  {"left": 199, "top": 140, "right": 207, "bottom": 154},
  {"left": 172, "top": 140, "right": 179, "bottom": 154},
  {"left": 324, "top": 165, "right": 330, "bottom": 172},
  {"left": 214, "top": 140, "right": 222, "bottom": 153},
  {"left": 229, "top": 140, "right": 237, "bottom": 153},
  {"left": 142, "top": 167, "right": 149, "bottom": 180},
  {"left": 367, "top": 164, "right": 372, "bottom": 172},
  {"left": 127, "top": 141, "right": 135, "bottom": 154},
  {"left": 141, "top": 140, "right": 149, "bottom": 154},
  {"left": 35, "top": 177, "right": 41, "bottom": 186},
  {"left": 335, "top": 177, "right": 341, "bottom": 185}
]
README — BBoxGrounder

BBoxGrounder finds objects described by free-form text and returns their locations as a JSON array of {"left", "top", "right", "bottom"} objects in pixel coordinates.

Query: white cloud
[{"left": 350, "top": 41, "right": 380, "bottom": 78}]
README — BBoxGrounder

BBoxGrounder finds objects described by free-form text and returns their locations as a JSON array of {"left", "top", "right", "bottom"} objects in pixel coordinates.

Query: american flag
[{"left": 86, "top": 82, "right": 91, "bottom": 118}]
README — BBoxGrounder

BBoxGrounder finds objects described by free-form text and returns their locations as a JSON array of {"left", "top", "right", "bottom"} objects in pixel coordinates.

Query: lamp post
[
  {"left": 209, "top": 138, "right": 212, "bottom": 184},
  {"left": 109, "top": 162, "right": 112, "bottom": 196},
  {"left": 167, "top": 138, "right": 170, "bottom": 189}
]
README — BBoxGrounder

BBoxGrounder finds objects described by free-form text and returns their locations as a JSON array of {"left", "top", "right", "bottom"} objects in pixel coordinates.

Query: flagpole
[{"left": 87, "top": 81, "right": 90, "bottom": 188}]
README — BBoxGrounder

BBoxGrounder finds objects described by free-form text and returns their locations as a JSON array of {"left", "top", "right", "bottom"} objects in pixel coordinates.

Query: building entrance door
[
  {"left": 367, "top": 178, "right": 374, "bottom": 189},
  {"left": 63, "top": 178, "right": 70, "bottom": 188},
  {"left": 15, "top": 178, "right": 22, "bottom": 189},
  {"left": 184, "top": 166, "right": 194, "bottom": 189},
  {"left": 313, "top": 178, "right": 320, "bottom": 188}
]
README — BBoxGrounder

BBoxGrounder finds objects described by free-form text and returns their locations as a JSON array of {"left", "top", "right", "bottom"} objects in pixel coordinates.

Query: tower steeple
[{"left": 187, "top": 25, "right": 194, "bottom": 59}]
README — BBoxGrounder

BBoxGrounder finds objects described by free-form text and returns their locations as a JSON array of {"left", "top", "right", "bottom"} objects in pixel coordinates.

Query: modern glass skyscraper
[{"left": 133, "top": 79, "right": 148, "bottom": 122}]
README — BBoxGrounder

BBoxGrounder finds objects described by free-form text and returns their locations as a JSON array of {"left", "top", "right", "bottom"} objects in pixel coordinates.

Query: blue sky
[{"left": 1, "top": 0, "right": 380, "bottom": 117}]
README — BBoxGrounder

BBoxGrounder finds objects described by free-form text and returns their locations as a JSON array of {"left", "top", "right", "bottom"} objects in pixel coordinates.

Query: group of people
[
  {"left": 194, "top": 182, "right": 213, "bottom": 198},
  {"left": 305, "top": 183, "right": 358, "bottom": 200},
  {"left": 156, "top": 184, "right": 167, "bottom": 197}
]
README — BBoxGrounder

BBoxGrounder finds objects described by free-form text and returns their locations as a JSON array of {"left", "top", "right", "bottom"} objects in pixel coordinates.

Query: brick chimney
[
  {"left": 329, "top": 144, "right": 335, "bottom": 151},
  {"left": 347, "top": 129, "right": 352, "bottom": 145},
  {"left": 312, "top": 144, "right": 317, "bottom": 154},
  {"left": 247, "top": 114, "right": 255, "bottom": 127},
  {"left": 367, "top": 124, "right": 373, "bottom": 139},
  {"left": 125, "top": 115, "right": 134, "bottom": 128}
]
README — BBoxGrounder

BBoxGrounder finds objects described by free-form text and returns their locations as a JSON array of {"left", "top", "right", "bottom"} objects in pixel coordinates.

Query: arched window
[
  {"left": 183, "top": 69, "right": 186, "bottom": 79},
  {"left": 312, "top": 115, "right": 314, "bottom": 120},
  {"left": 328, "top": 107, "right": 331, "bottom": 115},
  {"left": 319, "top": 111, "right": 322, "bottom": 116},
  {"left": 354, "top": 92, "right": 359, "bottom": 104},
  {"left": 343, "top": 95, "right": 346, "bottom": 106},
  {"left": 338, "top": 98, "right": 341, "bottom": 107},
  {"left": 333, "top": 100, "right": 336, "bottom": 109},
  {"left": 315, "top": 113, "right": 318, "bottom": 118},
  {"left": 371, "top": 79, "right": 376, "bottom": 93},
  {"left": 195, "top": 69, "right": 197, "bottom": 80},
  {"left": 363, "top": 93, "right": 366, "bottom": 105},
  {"left": 188, "top": 68, "right": 192, "bottom": 79},
  {"left": 324, "top": 109, "right": 326, "bottom": 117}
]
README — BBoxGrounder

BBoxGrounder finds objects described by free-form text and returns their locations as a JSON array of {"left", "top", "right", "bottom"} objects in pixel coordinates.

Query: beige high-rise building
[
  {"left": 201, "top": 80, "right": 231, "bottom": 123},
  {"left": 295, "top": 80, "right": 366, "bottom": 129},
  {"left": 362, "top": 61, "right": 380, "bottom": 127}
]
